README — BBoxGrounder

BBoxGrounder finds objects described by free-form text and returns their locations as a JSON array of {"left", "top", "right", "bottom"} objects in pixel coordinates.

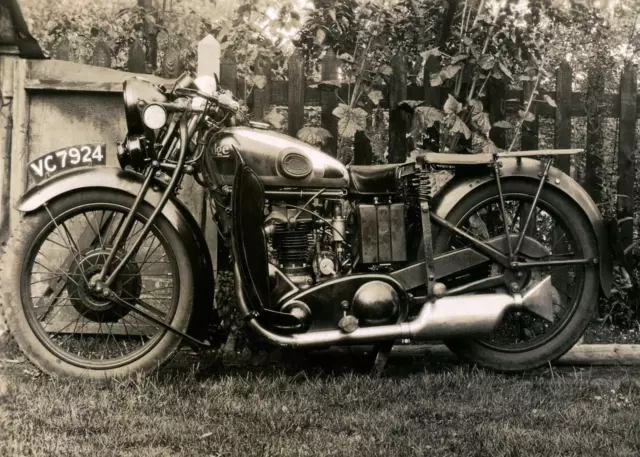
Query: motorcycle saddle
[{"left": 349, "top": 164, "right": 399, "bottom": 194}]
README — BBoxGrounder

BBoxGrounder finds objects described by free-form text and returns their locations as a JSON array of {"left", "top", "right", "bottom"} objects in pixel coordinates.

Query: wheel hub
[{"left": 67, "top": 249, "right": 142, "bottom": 323}]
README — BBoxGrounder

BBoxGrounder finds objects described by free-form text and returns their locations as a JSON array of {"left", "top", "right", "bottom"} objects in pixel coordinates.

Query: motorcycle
[{"left": 0, "top": 72, "right": 612, "bottom": 379}]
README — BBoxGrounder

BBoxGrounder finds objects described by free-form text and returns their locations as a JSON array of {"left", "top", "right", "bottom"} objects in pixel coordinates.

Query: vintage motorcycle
[{"left": 0, "top": 72, "right": 612, "bottom": 379}]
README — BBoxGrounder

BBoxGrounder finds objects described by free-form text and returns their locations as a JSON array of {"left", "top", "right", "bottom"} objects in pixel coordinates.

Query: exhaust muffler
[
  {"left": 405, "top": 275, "right": 554, "bottom": 339},
  {"left": 235, "top": 265, "right": 555, "bottom": 349}
]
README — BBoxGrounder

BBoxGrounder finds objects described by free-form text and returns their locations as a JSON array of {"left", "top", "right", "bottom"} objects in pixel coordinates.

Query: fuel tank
[{"left": 208, "top": 126, "right": 349, "bottom": 189}]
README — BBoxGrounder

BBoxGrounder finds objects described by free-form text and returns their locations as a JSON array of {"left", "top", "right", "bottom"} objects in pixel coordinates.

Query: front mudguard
[
  {"left": 16, "top": 166, "right": 216, "bottom": 342},
  {"left": 431, "top": 157, "right": 613, "bottom": 297}
]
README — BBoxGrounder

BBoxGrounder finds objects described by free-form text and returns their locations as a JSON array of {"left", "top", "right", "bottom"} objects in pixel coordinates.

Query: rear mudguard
[
  {"left": 431, "top": 157, "right": 612, "bottom": 297},
  {"left": 15, "top": 166, "right": 215, "bottom": 341}
]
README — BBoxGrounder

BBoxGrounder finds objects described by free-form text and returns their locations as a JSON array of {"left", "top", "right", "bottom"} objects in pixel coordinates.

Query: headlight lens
[{"left": 142, "top": 104, "right": 168, "bottom": 130}]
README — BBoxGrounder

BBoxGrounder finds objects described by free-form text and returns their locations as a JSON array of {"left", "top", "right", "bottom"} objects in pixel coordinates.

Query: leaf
[
  {"left": 479, "top": 54, "right": 495, "bottom": 70},
  {"left": 473, "top": 111, "right": 492, "bottom": 135},
  {"left": 451, "top": 54, "right": 468, "bottom": 64},
  {"left": 368, "top": 90, "right": 384, "bottom": 106},
  {"left": 449, "top": 114, "right": 472, "bottom": 140},
  {"left": 411, "top": 107, "right": 444, "bottom": 144},
  {"left": 333, "top": 104, "right": 368, "bottom": 138},
  {"left": 379, "top": 65, "right": 393, "bottom": 76},
  {"left": 544, "top": 95, "right": 558, "bottom": 108},
  {"left": 463, "top": 36, "right": 473, "bottom": 46},
  {"left": 444, "top": 94, "right": 462, "bottom": 114},
  {"left": 429, "top": 73, "right": 443, "bottom": 86},
  {"left": 441, "top": 65, "right": 461, "bottom": 80},
  {"left": 338, "top": 53, "right": 354, "bottom": 63},
  {"left": 399, "top": 100, "right": 423, "bottom": 109},
  {"left": 264, "top": 108, "right": 285, "bottom": 129},
  {"left": 252, "top": 75, "right": 267, "bottom": 89},
  {"left": 413, "top": 106, "right": 445, "bottom": 128},
  {"left": 493, "top": 120, "right": 515, "bottom": 129},
  {"left": 420, "top": 47, "right": 441, "bottom": 59},
  {"left": 297, "top": 126, "right": 333, "bottom": 146},
  {"left": 328, "top": 8, "right": 337, "bottom": 23},
  {"left": 315, "top": 28, "right": 326, "bottom": 44},
  {"left": 519, "top": 75, "right": 532, "bottom": 81},
  {"left": 498, "top": 62, "right": 514, "bottom": 81},
  {"left": 518, "top": 110, "right": 535, "bottom": 122},
  {"left": 318, "top": 79, "right": 341, "bottom": 89},
  {"left": 469, "top": 99, "right": 483, "bottom": 114}
]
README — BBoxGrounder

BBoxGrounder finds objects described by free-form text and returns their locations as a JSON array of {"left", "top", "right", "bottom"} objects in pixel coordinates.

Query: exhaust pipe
[{"left": 235, "top": 265, "right": 555, "bottom": 349}]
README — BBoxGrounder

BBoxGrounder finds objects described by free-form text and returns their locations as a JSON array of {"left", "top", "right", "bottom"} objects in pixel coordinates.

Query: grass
[{"left": 2, "top": 346, "right": 640, "bottom": 457}]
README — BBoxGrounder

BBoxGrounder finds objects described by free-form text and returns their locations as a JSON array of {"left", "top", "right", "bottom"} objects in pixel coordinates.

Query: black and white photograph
[{"left": 1, "top": 0, "right": 640, "bottom": 455}]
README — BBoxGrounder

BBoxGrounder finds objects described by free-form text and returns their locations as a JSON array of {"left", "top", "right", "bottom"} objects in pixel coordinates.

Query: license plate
[{"left": 27, "top": 143, "right": 107, "bottom": 184}]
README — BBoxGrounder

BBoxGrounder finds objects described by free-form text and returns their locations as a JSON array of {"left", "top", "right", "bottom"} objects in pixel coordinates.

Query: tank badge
[{"left": 278, "top": 149, "right": 313, "bottom": 179}]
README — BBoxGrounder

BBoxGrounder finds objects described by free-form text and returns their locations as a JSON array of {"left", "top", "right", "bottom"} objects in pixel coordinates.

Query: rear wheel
[
  {"left": 432, "top": 180, "right": 599, "bottom": 372},
  {"left": 0, "top": 189, "right": 194, "bottom": 379}
]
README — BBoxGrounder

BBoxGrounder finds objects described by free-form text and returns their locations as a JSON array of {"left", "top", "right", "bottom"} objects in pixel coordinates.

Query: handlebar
[{"left": 142, "top": 89, "right": 240, "bottom": 117}]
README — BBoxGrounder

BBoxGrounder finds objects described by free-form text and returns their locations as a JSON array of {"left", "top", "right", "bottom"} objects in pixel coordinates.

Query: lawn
[{"left": 2, "top": 344, "right": 640, "bottom": 457}]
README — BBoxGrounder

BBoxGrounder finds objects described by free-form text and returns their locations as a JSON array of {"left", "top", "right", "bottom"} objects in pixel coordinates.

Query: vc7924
[{"left": 27, "top": 143, "right": 106, "bottom": 184}]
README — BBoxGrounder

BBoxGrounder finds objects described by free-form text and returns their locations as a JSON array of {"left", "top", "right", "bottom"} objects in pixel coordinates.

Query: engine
[{"left": 264, "top": 199, "right": 347, "bottom": 290}]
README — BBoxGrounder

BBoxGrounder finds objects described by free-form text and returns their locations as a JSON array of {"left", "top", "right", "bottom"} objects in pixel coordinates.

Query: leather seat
[{"left": 349, "top": 164, "right": 399, "bottom": 194}]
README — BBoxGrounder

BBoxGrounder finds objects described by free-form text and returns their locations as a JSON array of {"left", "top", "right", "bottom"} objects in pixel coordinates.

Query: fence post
[
  {"left": 554, "top": 61, "right": 572, "bottom": 173},
  {"left": 253, "top": 56, "right": 271, "bottom": 121},
  {"left": 423, "top": 55, "right": 441, "bottom": 151},
  {"left": 617, "top": 62, "right": 637, "bottom": 248},
  {"left": 388, "top": 53, "right": 409, "bottom": 163},
  {"left": 488, "top": 79, "right": 507, "bottom": 149},
  {"left": 584, "top": 64, "right": 605, "bottom": 203},
  {"left": 288, "top": 49, "right": 305, "bottom": 138},
  {"left": 321, "top": 47, "right": 339, "bottom": 157}
]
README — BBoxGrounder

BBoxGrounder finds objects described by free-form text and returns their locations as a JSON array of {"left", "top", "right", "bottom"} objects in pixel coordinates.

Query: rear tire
[
  {"left": 433, "top": 179, "right": 600, "bottom": 372},
  {"left": 0, "top": 189, "right": 194, "bottom": 380}
]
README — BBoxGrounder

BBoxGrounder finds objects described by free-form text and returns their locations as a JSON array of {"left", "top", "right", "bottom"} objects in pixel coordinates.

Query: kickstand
[{"left": 370, "top": 342, "right": 394, "bottom": 377}]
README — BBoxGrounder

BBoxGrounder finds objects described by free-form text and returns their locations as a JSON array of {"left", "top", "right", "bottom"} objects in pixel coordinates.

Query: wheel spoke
[{"left": 23, "top": 202, "right": 179, "bottom": 368}]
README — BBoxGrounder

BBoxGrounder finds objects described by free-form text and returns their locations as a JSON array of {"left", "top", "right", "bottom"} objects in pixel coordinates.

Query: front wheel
[
  {"left": 433, "top": 179, "right": 600, "bottom": 372},
  {"left": 0, "top": 189, "right": 194, "bottom": 379}
]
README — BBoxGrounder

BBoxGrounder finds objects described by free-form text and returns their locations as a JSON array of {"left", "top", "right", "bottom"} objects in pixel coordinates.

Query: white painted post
[
  {"left": 197, "top": 34, "right": 221, "bottom": 78},
  {"left": 195, "top": 34, "right": 221, "bottom": 274}
]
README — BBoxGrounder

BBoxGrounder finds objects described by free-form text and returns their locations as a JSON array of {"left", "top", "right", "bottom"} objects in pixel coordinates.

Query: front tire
[
  {"left": 433, "top": 179, "right": 600, "bottom": 372},
  {"left": 0, "top": 189, "right": 194, "bottom": 380}
]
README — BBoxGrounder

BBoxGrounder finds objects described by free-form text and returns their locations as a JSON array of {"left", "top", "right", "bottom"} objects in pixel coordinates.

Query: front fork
[{"left": 91, "top": 116, "right": 190, "bottom": 290}]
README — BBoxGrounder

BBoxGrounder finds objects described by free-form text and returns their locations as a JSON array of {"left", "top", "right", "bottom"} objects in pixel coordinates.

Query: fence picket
[
  {"left": 287, "top": 49, "right": 305, "bottom": 138},
  {"left": 423, "top": 55, "right": 441, "bottom": 151},
  {"left": 488, "top": 79, "right": 507, "bottom": 149},
  {"left": 161, "top": 44, "right": 183, "bottom": 78},
  {"left": 388, "top": 54, "right": 410, "bottom": 163},
  {"left": 91, "top": 40, "right": 112, "bottom": 68},
  {"left": 521, "top": 62, "right": 539, "bottom": 151},
  {"left": 128, "top": 39, "right": 146, "bottom": 73},
  {"left": 220, "top": 51, "right": 237, "bottom": 96},
  {"left": 252, "top": 56, "right": 271, "bottom": 121},
  {"left": 321, "top": 48, "right": 339, "bottom": 157},
  {"left": 554, "top": 61, "right": 572, "bottom": 173},
  {"left": 617, "top": 63, "right": 637, "bottom": 248},
  {"left": 585, "top": 65, "right": 605, "bottom": 203}
]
